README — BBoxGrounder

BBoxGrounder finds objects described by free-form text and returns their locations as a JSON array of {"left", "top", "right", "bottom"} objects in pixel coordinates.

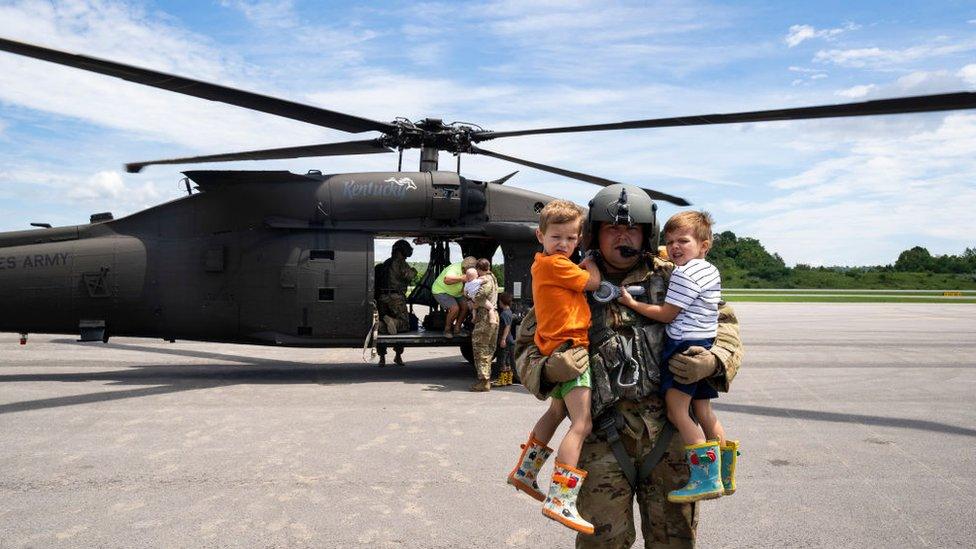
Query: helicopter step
[{"left": 375, "top": 330, "right": 471, "bottom": 348}]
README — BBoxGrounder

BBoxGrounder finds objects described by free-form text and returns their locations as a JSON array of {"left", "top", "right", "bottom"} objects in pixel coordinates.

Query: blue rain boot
[
  {"left": 721, "top": 440, "right": 740, "bottom": 495},
  {"left": 668, "top": 440, "right": 724, "bottom": 503},
  {"left": 542, "top": 462, "right": 594, "bottom": 535},
  {"left": 506, "top": 433, "right": 553, "bottom": 502}
]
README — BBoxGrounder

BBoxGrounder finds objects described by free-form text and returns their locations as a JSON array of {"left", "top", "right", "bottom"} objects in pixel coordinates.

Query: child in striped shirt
[{"left": 617, "top": 211, "right": 737, "bottom": 503}]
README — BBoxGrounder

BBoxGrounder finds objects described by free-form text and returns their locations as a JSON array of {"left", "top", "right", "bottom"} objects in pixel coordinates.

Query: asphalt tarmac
[{"left": 1, "top": 303, "right": 974, "bottom": 548}]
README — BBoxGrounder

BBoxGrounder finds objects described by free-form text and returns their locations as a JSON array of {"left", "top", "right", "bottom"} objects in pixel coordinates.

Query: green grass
[{"left": 724, "top": 294, "right": 976, "bottom": 303}]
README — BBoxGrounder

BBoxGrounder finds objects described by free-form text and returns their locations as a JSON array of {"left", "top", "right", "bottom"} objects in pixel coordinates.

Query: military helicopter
[{"left": 0, "top": 37, "right": 974, "bottom": 360}]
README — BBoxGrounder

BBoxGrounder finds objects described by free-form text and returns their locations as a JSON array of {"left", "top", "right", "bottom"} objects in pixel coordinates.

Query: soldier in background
[
  {"left": 376, "top": 239, "right": 418, "bottom": 367},
  {"left": 469, "top": 258, "right": 499, "bottom": 392},
  {"left": 515, "top": 185, "right": 743, "bottom": 548}
]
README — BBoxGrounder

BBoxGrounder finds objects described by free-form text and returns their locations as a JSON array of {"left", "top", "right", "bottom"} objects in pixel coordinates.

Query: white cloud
[
  {"left": 0, "top": 1, "right": 337, "bottom": 154},
  {"left": 785, "top": 23, "right": 858, "bottom": 48},
  {"left": 789, "top": 66, "right": 824, "bottom": 74},
  {"left": 69, "top": 171, "right": 126, "bottom": 200},
  {"left": 720, "top": 112, "right": 976, "bottom": 265},
  {"left": 219, "top": 0, "right": 298, "bottom": 28},
  {"left": 788, "top": 65, "right": 828, "bottom": 86},
  {"left": 0, "top": 165, "right": 173, "bottom": 226},
  {"left": 785, "top": 25, "right": 816, "bottom": 48},
  {"left": 815, "top": 40, "right": 976, "bottom": 68},
  {"left": 958, "top": 64, "right": 976, "bottom": 86},
  {"left": 66, "top": 171, "right": 164, "bottom": 212},
  {"left": 835, "top": 84, "right": 876, "bottom": 98}
]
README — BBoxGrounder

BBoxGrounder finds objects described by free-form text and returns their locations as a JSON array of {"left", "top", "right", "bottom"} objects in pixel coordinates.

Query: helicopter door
[
  {"left": 295, "top": 231, "right": 373, "bottom": 341},
  {"left": 238, "top": 231, "right": 373, "bottom": 344}
]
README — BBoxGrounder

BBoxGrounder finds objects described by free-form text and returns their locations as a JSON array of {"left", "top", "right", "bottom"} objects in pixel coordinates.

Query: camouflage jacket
[
  {"left": 473, "top": 273, "right": 500, "bottom": 323},
  {"left": 515, "top": 256, "right": 743, "bottom": 439},
  {"left": 382, "top": 257, "right": 417, "bottom": 293}
]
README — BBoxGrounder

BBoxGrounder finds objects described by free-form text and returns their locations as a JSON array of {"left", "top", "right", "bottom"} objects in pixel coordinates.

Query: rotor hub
[{"left": 383, "top": 118, "right": 480, "bottom": 155}]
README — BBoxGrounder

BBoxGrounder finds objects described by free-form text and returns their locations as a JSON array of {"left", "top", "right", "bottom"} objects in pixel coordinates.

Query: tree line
[{"left": 708, "top": 231, "right": 976, "bottom": 289}]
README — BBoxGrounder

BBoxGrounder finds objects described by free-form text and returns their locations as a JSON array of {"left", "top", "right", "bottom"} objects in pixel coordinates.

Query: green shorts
[{"left": 549, "top": 368, "right": 592, "bottom": 400}]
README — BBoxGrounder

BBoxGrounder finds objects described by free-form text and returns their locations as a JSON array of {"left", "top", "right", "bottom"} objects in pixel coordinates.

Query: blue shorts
[
  {"left": 433, "top": 293, "right": 461, "bottom": 310},
  {"left": 659, "top": 337, "right": 718, "bottom": 400}
]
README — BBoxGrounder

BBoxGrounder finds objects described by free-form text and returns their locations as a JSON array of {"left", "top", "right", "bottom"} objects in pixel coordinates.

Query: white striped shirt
[{"left": 665, "top": 259, "right": 721, "bottom": 341}]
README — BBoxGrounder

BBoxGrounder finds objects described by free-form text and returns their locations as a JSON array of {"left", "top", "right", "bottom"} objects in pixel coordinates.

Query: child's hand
[
  {"left": 617, "top": 286, "right": 637, "bottom": 307},
  {"left": 579, "top": 256, "right": 593, "bottom": 269}
]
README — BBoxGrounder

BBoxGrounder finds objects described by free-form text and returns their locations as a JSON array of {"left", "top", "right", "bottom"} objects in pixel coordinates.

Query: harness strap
[
  {"left": 596, "top": 410, "right": 675, "bottom": 491},
  {"left": 638, "top": 421, "right": 675, "bottom": 482},
  {"left": 596, "top": 412, "right": 638, "bottom": 489}
]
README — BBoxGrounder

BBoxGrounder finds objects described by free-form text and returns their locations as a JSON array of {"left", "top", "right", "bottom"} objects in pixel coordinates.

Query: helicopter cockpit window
[
  {"left": 318, "top": 288, "right": 335, "bottom": 301},
  {"left": 310, "top": 250, "right": 334, "bottom": 260}
]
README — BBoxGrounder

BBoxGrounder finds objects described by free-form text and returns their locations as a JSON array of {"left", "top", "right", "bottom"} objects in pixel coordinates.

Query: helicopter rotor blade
[
  {"left": 0, "top": 37, "right": 394, "bottom": 134},
  {"left": 468, "top": 145, "right": 690, "bottom": 206},
  {"left": 126, "top": 139, "right": 392, "bottom": 173},
  {"left": 472, "top": 92, "right": 976, "bottom": 141}
]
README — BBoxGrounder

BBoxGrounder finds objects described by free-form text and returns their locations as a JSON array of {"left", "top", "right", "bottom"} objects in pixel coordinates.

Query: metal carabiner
[{"left": 615, "top": 336, "right": 640, "bottom": 388}]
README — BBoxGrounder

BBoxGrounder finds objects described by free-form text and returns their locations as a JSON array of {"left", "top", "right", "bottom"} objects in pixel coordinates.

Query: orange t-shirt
[{"left": 531, "top": 252, "right": 591, "bottom": 356}]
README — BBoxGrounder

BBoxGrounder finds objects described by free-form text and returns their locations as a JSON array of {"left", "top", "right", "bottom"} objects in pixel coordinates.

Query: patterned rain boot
[
  {"left": 501, "top": 371, "right": 514, "bottom": 386},
  {"left": 491, "top": 370, "right": 509, "bottom": 387},
  {"left": 506, "top": 433, "right": 553, "bottom": 502},
  {"left": 667, "top": 441, "right": 724, "bottom": 503},
  {"left": 720, "top": 440, "right": 740, "bottom": 495},
  {"left": 542, "top": 462, "right": 594, "bottom": 535}
]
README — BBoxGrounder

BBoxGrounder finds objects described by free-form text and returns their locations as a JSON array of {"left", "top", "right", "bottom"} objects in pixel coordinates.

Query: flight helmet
[{"left": 584, "top": 184, "right": 660, "bottom": 252}]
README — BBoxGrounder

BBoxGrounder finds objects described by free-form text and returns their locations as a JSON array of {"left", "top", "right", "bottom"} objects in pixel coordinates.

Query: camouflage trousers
[
  {"left": 377, "top": 293, "right": 410, "bottom": 333},
  {"left": 576, "top": 427, "right": 697, "bottom": 548},
  {"left": 472, "top": 308, "right": 499, "bottom": 380}
]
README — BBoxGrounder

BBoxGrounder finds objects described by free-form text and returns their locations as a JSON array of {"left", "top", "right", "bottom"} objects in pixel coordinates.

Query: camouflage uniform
[
  {"left": 376, "top": 242, "right": 418, "bottom": 365},
  {"left": 516, "top": 257, "right": 742, "bottom": 548},
  {"left": 377, "top": 255, "right": 417, "bottom": 333},
  {"left": 471, "top": 273, "right": 500, "bottom": 380}
]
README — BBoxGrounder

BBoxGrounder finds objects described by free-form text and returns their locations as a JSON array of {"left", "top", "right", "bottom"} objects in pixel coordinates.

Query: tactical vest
[{"left": 586, "top": 259, "right": 671, "bottom": 420}]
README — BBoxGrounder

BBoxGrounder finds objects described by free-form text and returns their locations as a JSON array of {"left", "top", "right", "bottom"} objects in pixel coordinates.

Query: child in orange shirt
[{"left": 506, "top": 199, "right": 601, "bottom": 535}]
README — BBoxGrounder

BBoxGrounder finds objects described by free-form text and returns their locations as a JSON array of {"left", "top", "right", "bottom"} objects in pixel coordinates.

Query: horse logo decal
[{"left": 384, "top": 176, "right": 418, "bottom": 190}]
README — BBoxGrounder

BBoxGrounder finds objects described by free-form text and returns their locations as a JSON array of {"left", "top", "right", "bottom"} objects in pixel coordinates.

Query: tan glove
[
  {"left": 668, "top": 346, "right": 720, "bottom": 384},
  {"left": 544, "top": 346, "right": 590, "bottom": 383}
]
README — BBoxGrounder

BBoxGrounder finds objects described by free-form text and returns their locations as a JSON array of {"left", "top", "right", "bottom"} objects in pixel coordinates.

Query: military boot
[
  {"left": 720, "top": 440, "right": 740, "bottom": 495},
  {"left": 469, "top": 378, "right": 490, "bottom": 392},
  {"left": 667, "top": 440, "right": 724, "bottom": 503},
  {"left": 542, "top": 462, "right": 594, "bottom": 535},
  {"left": 506, "top": 433, "right": 553, "bottom": 502}
]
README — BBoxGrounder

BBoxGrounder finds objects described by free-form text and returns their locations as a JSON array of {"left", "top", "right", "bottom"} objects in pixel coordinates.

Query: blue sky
[{"left": 1, "top": 0, "right": 974, "bottom": 266}]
